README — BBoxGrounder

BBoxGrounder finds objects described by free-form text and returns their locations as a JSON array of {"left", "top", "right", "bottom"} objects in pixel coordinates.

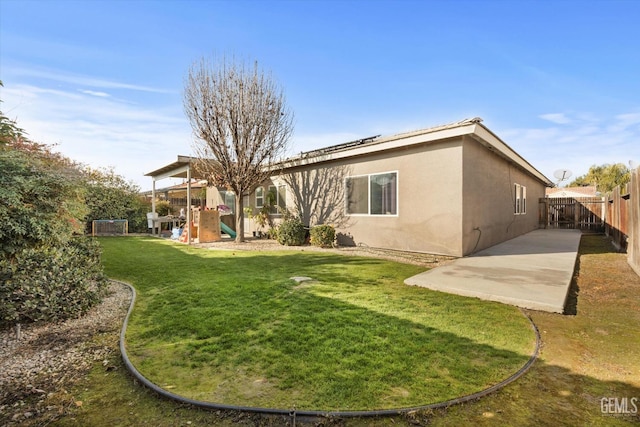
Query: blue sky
[{"left": 1, "top": 0, "right": 639, "bottom": 190}]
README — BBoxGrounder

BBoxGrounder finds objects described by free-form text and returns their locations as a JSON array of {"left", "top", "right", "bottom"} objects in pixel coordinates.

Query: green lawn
[{"left": 99, "top": 237, "right": 536, "bottom": 412}]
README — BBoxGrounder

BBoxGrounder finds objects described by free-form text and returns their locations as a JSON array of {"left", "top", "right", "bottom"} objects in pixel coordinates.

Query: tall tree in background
[
  {"left": 569, "top": 163, "right": 631, "bottom": 194},
  {"left": 183, "top": 57, "right": 294, "bottom": 242}
]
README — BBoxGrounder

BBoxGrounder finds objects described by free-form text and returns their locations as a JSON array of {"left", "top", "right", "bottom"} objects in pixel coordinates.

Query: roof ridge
[{"left": 295, "top": 117, "right": 483, "bottom": 159}]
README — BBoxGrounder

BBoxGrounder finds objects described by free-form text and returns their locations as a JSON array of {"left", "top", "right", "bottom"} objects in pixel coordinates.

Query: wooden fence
[
  {"left": 608, "top": 168, "right": 640, "bottom": 275},
  {"left": 539, "top": 168, "right": 639, "bottom": 276},
  {"left": 539, "top": 197, "right": 605, "bottom": 232},
  {"left": 605, "top": 186, "right": 629, "bottom": 251}
]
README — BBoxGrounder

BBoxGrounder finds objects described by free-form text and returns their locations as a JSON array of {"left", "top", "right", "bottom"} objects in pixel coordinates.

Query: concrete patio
[{"left": 405, "top": 229, "right": 582, "bottom": 313}]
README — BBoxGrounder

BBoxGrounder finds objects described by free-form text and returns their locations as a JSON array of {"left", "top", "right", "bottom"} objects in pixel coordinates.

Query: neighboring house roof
[
  {"left": 166, "top": 180, "right": 207, "bottom": 190},
  {"left": 282, "top": 117, "right": 554, "bottom": 186},
  {"left": 546, "top": 186, "right": 599, "bottom": 198}
]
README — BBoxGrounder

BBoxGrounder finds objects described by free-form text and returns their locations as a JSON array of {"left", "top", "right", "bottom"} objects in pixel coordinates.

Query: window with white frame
[
  {"left": 346, "top": 172, "right": 398, "bottom": 215},
  {"left": 218, "top": 190, "right": 236, "bottom": 213},
  {"left": 514, "top": 183, "right": 527, "bottom": 215},
  {"left": 255, "top": 186, "right": 264, "bottom": 208},
  {"left": 268, "top": 185, "right": 286, "bottom": 214}
]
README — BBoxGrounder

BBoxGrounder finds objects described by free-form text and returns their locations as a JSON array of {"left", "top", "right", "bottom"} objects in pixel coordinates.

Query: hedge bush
[
  {"left": 0, "top": 237, "right": 107, "bottom": 327},
  {"left": 276, "top": 217, "right": 306, "bottom": 246},
  {"left": 310, "top": 224, "right": 336, "bottom": 248}
]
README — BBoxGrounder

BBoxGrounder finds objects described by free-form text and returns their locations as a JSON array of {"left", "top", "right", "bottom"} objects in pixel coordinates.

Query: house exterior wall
[
  {"left": 215, "top": 125, "right": 550, "bottom": 256},
  {"left": 150, "top": 121, "right": 551, "bottom": 255},
  {"left": 271, "top": 138, "right": 465, "bottom": 256},
  {"left": 461, "top": 136, "right": 546, "bottom": 255},
  {"left": 237, "top": 176, "right": 288, "bottom": 236}
]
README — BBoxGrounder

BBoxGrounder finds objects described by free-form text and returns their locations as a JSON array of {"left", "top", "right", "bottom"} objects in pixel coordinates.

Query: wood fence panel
[
  {"left": 628, "top": 168, "right": 640, "bottom": 276},
  {"left": 540, "top": 197, "right": 605, "bottom": 232},
  {"left": 606, "top": 187, "right": 626, "bottom": 250}
]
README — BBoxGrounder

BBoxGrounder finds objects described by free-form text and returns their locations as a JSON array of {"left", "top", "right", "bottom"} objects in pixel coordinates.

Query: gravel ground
[
  {"left": 0, "top": 282, "right": 132, "bottom": 427},
  {"left": 0, "top": 240, "right": 450, "bottom": 426}
]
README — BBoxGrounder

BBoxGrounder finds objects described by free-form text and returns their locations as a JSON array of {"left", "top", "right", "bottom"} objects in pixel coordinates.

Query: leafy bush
[
  {"left": 0, "top": 237, "right": 107, "bottom": 327},
  {"left": 276, "top": 217, "right": 306, "bottom": 246},
  {"left": 310, "top": 224, "right": 336, "bottom": 248},
  {"left": 0, "top": 115, "right": 109, "bottom": 329},
  {"left": 0, "top": 145, "right": 87, "bottom": 257},
  {"left": 154, "top": 200, "right": 171, "bottom": 216}
]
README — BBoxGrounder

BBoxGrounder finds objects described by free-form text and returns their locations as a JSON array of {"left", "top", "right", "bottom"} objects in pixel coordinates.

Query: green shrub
[
  {"left": 0, "top": 110, "right": 109, "bottom": 330},
  {"left": 82, "top": 167, "right": 147, "bottom": 234},
  {"left": 0, "top": 237, "right": 107, "bottom": 327},
  {"left": 276, "top": 217, "right": 306, "bottom": 246},
  {"left": 154, "top": 200, "right": 171, "bottom": 216},
  {"left": 310, "top": 224, "right": 336, "bottom": 248}
]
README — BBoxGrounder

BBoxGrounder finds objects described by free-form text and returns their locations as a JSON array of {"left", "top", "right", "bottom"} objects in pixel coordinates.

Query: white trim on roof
[{"left": 279, "top": 118, "right": 553, "bottom": 186}]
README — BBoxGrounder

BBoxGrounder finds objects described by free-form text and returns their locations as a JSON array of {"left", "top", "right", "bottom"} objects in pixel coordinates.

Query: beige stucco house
[
  {"left": 212, "top": 117, "right": 552, "bottom": 257},
  {"left": 147, "top": 118, "right": 553, "bottom": 256}
]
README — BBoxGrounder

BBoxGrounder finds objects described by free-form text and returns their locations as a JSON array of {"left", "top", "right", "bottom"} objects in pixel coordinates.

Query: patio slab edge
[{"left": 405, "top": 229, "right": 582, "bottom": 314}]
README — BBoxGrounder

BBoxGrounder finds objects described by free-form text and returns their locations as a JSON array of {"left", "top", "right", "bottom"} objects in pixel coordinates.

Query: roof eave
[{"left": 470, "top": 123, "right": 554, "bottom": 187}]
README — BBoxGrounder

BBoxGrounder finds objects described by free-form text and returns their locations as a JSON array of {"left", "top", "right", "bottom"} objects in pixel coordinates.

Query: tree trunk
[{"left": 235, "top": 194, "right": 244, "bottom": 243}]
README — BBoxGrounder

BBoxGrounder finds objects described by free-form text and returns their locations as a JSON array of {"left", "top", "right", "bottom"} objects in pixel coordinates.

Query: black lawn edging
[{"left": 113, "top": 279, "right": 541, "bottom": 422}]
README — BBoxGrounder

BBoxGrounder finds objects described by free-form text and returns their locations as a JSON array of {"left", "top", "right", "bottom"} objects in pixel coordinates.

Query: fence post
[{"left": 628, "top": 168, "right": 640, "bottom": 276}]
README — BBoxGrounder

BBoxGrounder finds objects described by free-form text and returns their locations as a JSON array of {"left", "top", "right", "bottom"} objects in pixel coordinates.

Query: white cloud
[
  {"left": 80, "top": 90, "right": 110, "bottom": 98},
  {"left": 608, "top": 112, "right": 640, "bottom": 133},
  {"left": 3, "top": 83, "right": 192, "bottom": 191},
  {"left": 539, "top": 113, "right": 572, "bottom": 125},
  {"left": 502, "top": 111, "right": 640, "bottom": 183},
  {"left": 9, "top": 66, "right": 173, "bottom": 94}
]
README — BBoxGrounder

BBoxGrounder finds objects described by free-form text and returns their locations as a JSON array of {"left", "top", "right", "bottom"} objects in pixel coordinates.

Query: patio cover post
[
  {"left": 151, "top": 179, "right": 157, "bottom": 236},
  {"left": 186, "top": 167, "right": 191, "bottom": 245},
  {"left": 151, "top": 180, "right": 156, "bottom": 215},
  {"left": 144, "top": 156, "right": 208, "bottom": 245}
]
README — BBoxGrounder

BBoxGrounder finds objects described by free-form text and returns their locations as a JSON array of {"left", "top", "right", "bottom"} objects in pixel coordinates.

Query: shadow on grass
[
  {"left": 46, "top": 235, "right": 640, "bottom": 426},
  {"left": 52, "top": 351, "right": 640, "bottom": 427},
  {"left": 100, "top": 237, "right": 537, "bottom": 411},
  {"left": 174, "top": 288, "right": 534, "bottom": 411},
  {"left": 417, "top": 359, "right": 640, "bottom": 426}
]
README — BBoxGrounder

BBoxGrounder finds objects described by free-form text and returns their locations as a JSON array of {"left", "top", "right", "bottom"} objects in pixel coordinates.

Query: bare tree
[{"left": 184, "top": 56, "right": 294, "bottom": 242}]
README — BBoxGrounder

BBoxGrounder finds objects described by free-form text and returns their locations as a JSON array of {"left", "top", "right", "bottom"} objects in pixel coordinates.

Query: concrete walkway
[{"left": 405, "top": 229, "right": 582, "bottom": 313}]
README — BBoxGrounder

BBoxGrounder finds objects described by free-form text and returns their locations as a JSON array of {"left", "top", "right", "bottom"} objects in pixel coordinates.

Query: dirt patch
[{"left": 0, "top": 282, "right": 131, "bottom": 426}]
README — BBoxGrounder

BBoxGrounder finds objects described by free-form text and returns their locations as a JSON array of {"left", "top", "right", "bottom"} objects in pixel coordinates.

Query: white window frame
[
  {"left": 268, "top": 184, "right": 287, "bottom": 214},
  {"left": 255, "top": 186, "right": 264, "bottom": 208},
  {"left": 345, "top": 171, "right": 399, "bottom": 216},
  {"left": 514, "top": 183, "right": 527, "bottom": 215}
]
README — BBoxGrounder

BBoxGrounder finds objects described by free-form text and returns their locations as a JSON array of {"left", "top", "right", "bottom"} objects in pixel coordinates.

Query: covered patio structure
[{"left": 144, "top": 155, "right": 205, "bottom": 244}]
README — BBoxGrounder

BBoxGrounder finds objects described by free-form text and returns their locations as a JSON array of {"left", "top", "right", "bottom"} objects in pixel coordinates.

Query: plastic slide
[{"left": 220, "top": 222, "right": 237, "bottom": 239}]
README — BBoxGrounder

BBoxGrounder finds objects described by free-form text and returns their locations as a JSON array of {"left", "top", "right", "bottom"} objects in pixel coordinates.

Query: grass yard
[
  {"left": 52, "top": 234, "right": 640, "bottom": 426},
  {"left": 98, "top": 237, "right": 536, "bottom": 412}
]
